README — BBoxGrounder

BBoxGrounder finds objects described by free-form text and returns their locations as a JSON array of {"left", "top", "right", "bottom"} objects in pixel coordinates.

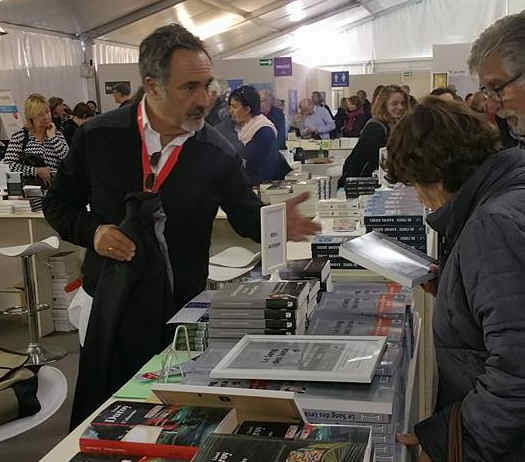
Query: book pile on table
[
  {"left": 312, "top": 175, "right": 331, "bottom": 200},
  {"left": 260, "top": 181, "right": 318, "bottom": 217},
  {"left": 49, "top": 253, "right": 77, "bottom": 332},
  {"left": 311, "top": 235, "right": 364, "bottom": 272},
  {"left": 23, "top": 185, "right": 43, "bottom": 212},
  {"left": 207, "top": 281, "right": 310, "bottom": 343},
  {"left": 364, "top": 188, "right": 427, "bottom": 253},
  {"left": 168, "top": 291, "right": 212, "bottom": 352},
  {"left": 344, "top": 177, "right": 379, "bottom": 199},
  {"left": 0, "top": 199, "right": 31, "bottom": 214},
  {"left": 285, "top": 171, "right": 310, "bottom": 182}
]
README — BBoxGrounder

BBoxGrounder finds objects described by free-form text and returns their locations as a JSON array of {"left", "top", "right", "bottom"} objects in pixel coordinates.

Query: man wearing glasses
[{"left": 469, "top": 12, "right": 525, "bottom": 150}]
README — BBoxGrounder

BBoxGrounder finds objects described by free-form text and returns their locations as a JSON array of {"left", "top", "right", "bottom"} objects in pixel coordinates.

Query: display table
[{"left": 0, "top": 212, "right": 84, "bottom": 336}]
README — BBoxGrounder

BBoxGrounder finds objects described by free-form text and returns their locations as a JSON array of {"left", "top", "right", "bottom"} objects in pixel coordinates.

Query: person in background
[
  {"left": 229, "top": 85, "right": 289, "bottom": 185},
  {"left": 112, "top": 82, "right": 132, "bottom": 107},
  {"left": 401, "top": 84, "right": 418, "bottom": 107},
  {"left": 4, "top": 93, "right": 68, "bottom": 187},
  {"left": 259, "top": 89, "right": 286, "bottom": 150},
  {"left": 205, "top": 79, "right": 228, "bottom": 126},
  {"left": 465, "top": 93, "right": 474, "bottom": 106},
  {"left": 276, "top": 99, "right": 289, "bottom": 136},
  {"left": 371, "top": 84, "right": 385, "bottom": 105},
  {"left": 338, "top": 85, "right": 408, "bottom": 187},
  {"left": 86, "top": 100, "right": 100, "bottom": 115},
  {"left": 298, "top": 98, "right": 335, "bottom": 140},
  {"left": 343, "top": 95, "right": 367, "bottom": 137},
  {"left": 356, "top": 90, "right": 372, "bottom": 120},
  {"left": 312, "top": 91, "right": 334, "bottom": 118},
  {"left": 393, "top": 97, "right": 525, "bottom": 462},
  {"left": 215, "top": 114, "right": 244, "bottom": 154},
  {"left": 48, "top": 96, "right": 66, "bottom": 131},
  {"left": 334, "top": 98, "right": 349, "bottom": 136},
  {"left": 469, "top": 11, "right": 525, "bottom": 150},
  {"left": 430, "top": 87, "right": 456, "bottom": 101},
  {"left": 62, "top": 103, "right": 94, "bottom": 146}
]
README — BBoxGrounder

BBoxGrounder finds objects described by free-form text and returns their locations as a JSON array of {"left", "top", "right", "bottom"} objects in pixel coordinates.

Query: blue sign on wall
[
  {"left": 227, "top": 79, "right": 244, "bottom": 91},
  {"left": 331, "top": 71, "right": 350, "bottom": 87}
]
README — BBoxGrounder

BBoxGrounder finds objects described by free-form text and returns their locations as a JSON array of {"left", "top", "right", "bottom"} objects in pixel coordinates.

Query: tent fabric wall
[
  {"left": 94, "top": 41, "right": 139, "bottom": 65},
  {"left": 0, "top": 26, "right": 86, "bottom": 115},
  {"left": 291, "top": 0, "right": 506, "bottom": 70}
]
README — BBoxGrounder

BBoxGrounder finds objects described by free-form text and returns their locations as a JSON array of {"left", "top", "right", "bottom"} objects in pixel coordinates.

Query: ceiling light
[
  {"left": 0, "top": 26, "right": 7, "bottom": 36},
  {"left": 287, "top": 1, "right": 307, "bottom": 22}
]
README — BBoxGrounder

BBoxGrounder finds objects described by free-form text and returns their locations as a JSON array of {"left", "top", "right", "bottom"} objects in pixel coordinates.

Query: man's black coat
[{"left": 43, "top": 103, "right": 262, "bottom": 426}]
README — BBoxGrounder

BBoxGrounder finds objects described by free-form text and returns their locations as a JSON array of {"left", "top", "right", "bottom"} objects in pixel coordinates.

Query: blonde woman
[
  {"left": 338, "top": 85, "right": 409, "bottom": 188},
  {"left": 4, "top": 93, "right": 69, "bottom": 186}
]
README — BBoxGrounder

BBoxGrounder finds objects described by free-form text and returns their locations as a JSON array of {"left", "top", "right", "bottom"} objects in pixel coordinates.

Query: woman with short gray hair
[{"left": 392, "top": 97, "right": 525, "bottom": 461}]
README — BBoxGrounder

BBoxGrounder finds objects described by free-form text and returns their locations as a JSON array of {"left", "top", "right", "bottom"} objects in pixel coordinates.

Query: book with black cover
[
  {"left": 279, "top": 258, "right": 331, "bottom": 283},
  {"left": 192, "top": 433, "right": 371, "bottom": 462},
  {"left": 209, "top": 318, "right": 298, "bottom": 330},
  {"left": 211, "top": 282, "right": 309, "bottom": 310},
  {"left": 79, "top": 402, "right": 230, "bottom": 460},
  {"left": 209, "top": 309, "right": 299, "bottom": 321}
]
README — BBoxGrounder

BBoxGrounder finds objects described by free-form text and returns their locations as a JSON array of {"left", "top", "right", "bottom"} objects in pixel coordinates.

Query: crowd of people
[{"left": 0, "top": 9, "right": 523, "bottom": 461}]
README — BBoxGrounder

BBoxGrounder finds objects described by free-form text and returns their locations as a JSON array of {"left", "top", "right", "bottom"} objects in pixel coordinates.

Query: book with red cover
[{"left": 79, "top": 401, "right": 229, "bottom": 460}]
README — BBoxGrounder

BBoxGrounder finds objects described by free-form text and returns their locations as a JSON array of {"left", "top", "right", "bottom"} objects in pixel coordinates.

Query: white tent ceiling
[{"left": 0, "top": 0, "right": 413, "bottom": 58}]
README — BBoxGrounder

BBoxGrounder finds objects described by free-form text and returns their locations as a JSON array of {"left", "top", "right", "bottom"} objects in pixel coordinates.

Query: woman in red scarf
[{"left": 343, "top": 96, "right": 368, "bottom": 137}]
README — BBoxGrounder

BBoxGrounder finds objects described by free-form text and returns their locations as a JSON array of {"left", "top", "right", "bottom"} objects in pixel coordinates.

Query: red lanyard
[{"left": 137, "top": 103, "right": 184, "bottom": 193}]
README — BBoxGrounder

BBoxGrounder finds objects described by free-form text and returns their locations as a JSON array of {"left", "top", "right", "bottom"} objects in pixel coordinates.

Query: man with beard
[
  {"left": 468, "top": 12, "right": 525, "bottom": 150},
  {"left": 43, "top": 24, "right": 319, "bottom": 428}
]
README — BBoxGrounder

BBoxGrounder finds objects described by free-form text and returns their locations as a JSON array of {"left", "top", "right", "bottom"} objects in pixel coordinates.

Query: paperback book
[
  {"left": 79, "top": 402, "right": 230, "bottom": 460},
  {"left": 192, "top": 433, "right": 371, "bottom": 462},
  {"left": 210, "top": 281, "right": 309, "bottom": 310},
  {"left": 339, "top": 232, "right": 438, "bottom": 287}
]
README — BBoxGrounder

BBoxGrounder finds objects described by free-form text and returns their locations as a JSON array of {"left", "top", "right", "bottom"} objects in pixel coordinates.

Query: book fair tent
[{"left": 1, "top": 0, "right": 524, "bottom": 109}]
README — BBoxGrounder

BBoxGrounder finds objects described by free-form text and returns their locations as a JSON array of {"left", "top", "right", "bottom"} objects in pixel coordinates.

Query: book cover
[
  {"left": 80, "top": 402, "right": 230, "bottom": 460},
  {"left": 279, "top": 258, "right": 330, "bottom": 282},
  {"left": 363, "top": 215, "right": 424, "bottom": 226},
  {"left": 211, "top": 282, "right": 309, "bottom": 310},
  {"left": 69, "top": 454, "right": 181, "bottom": 461},
  {"left": 208, "top": 318, "right": 298, "bottom": 330},
  {"left": 317, "top": 293, "right": 410, "bottom": 320},
  {"left": 209, "top": 335, "right": 387, "bottom": 384},
  {"left": 209, "top": 309, "right": 299, "bottom": 321},
  {"left": 307, "top": 317, "right": 404, "bottom": 343},
  {"left": 339, "top": 232, "right": 437, "bottom": 287},
  {"left": 193, "top": 434, "right": 370, "bottom": 462}
]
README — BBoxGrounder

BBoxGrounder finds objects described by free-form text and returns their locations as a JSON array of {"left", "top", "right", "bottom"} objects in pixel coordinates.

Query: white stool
[
  {"left": 0, "top": 366, "right": 67, "bottom": 442},
  {"left": 0, "top": 236, "right": 67, "bottom": 365}
]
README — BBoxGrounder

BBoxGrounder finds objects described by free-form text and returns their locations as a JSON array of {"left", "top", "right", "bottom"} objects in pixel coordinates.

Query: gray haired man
[{"left": 469, "top": 11, "right": 525, "bottom": 149}]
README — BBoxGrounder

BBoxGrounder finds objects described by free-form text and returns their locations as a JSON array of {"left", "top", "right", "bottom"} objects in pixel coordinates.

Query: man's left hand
[{"left": 285, "top": 192, "right": 321, "bottom": 241}]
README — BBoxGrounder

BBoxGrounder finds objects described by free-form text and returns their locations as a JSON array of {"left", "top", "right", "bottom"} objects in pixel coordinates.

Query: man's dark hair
[
  {"left": 86, "top": 100, "right": 97, "bottom": 109},
  {"left": 113, "top": 82, "right": 131, "bottom": 96},
  {"left": 139, "top": 24, "right": 210, "bottom": 85},
  {"left": 384, "top": 96, "right": 500, "bottom": 192},
  {"left": 73, "top": 102, "right": 94, "bottom": 119},
  {"left": 430, "top": 87, "right": 456, "bottom": 98},
  {"left": 48, "top": 96, "right": 64, "bottom": 113},
  {"left": 229, "top": 86, "right": 261, "bottom": 116}
]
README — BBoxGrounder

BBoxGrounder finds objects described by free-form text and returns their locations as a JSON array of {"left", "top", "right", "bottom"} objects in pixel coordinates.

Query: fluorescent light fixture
[{"left": 287, "top": 1, "right": 307, "bottom": 22}]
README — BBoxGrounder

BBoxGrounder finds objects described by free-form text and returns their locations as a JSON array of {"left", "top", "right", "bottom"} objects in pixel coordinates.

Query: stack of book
[
  {"left": 279, "top": 257, "right": 332, "bottom": 294},
  {"left": 207, "top": 281, "right": 310, "bottom": 343},
  {"left": 311, "top": 235, "right": 364, "bottom": 271},
  {"left": 285, "top": 171, "right": 310, "bottom": 182},
  {"left": 23, "top": 185, "right": 43, "bottom": 212},
  {"left": 260, "top": 181, "right": 318, "bottom": 217},
  {"left": 312, "top": 175, "right": 330, "bottom": 200},
  {"left": 168, "top": 291, "right": 211, "bottom": 351},
  {"left": 344, "top": 177, "right": 379, "bottom": 199},
  {"left": 363, "top": 188, "right": 427, "bottom": 252},
  {"left": 0, "top": 199, "right": 32, "bottom": 214},
  {"left": 48, "top": 253, "right": 76, "bottom": 332}
]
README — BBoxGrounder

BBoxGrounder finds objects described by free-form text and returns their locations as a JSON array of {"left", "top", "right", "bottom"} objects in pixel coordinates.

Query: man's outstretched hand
[{"left": 285, "top": 192, "right": 322, "bottom": 241}]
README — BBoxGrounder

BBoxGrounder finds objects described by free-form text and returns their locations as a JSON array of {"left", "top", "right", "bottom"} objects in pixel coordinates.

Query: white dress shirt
[{"left": 140, "top": 97, "right": 194, "bottom": 173}]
